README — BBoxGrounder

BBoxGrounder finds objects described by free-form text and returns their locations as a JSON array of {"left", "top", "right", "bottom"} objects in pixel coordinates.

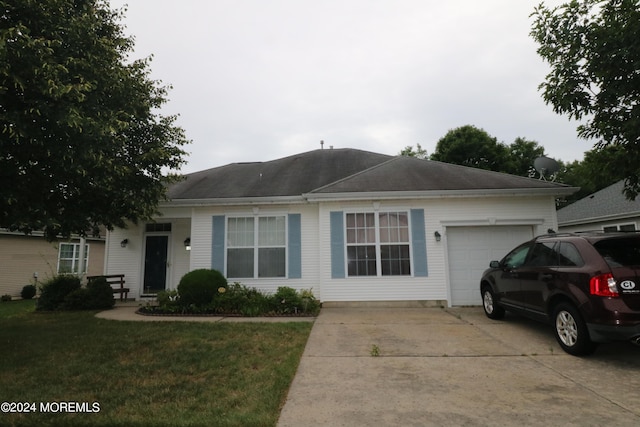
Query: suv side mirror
[{"left": 490, "top": 260, "right": 500, "bottom": 268}]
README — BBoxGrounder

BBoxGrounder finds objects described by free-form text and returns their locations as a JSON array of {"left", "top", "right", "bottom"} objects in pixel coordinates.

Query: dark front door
[{"left": 143, "top": 235, "right": 168, "bottom": 294}]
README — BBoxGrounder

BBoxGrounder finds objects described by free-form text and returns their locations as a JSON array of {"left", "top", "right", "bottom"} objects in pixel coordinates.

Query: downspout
[{"left": 78, "top": 236, "right": 87, "bottom": 278}]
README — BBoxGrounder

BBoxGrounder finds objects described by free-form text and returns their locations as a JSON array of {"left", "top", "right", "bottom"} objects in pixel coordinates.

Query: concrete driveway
[{"left": 277, "top": 307, "right": 640, "bottom": 427}]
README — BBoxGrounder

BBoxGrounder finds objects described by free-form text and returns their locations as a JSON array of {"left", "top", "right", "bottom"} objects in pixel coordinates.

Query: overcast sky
[{"left": 109, "top": 0, "right": 590, "bottom": 174}]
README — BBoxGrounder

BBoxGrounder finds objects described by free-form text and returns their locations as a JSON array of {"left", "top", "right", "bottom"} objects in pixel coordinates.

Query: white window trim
[
  {"left": 226, "top": 215, "right": 289, "bottom": 279},
  {"left": 344, "top": 210, "right": 413, "bottom": 277},
  {"left": 603, "top": 222, "right": 637, "bottom": 232},
  {"left": 57, "top": 243, "right": 89, "bottom": 274}
]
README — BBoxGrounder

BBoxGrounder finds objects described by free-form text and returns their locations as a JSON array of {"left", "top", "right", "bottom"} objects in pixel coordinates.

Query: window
[
  {"left": 502, "top": 244, "right": 530, "bottom": 269},
  {"left": 595, "top": 238, "right": 640, "bottom": 268},
  {"left": 557, "top": 242, "right": 584, "bottom": 267},
  {"left": 526, "top": 242, "right": 557, "bottom": 266},
  {"left": 226, "top": 216, "right": 286, "bottom": 278},
  {"left": 346, "top": 211, "right": 411, "bottom": 276},
  {"left": 58, "top": 243, "right": 89, "bottom": 274},
  {"left": 146, "top": 223, "right": 172, "bottom": 232},
  {"left": 604, "top": 223, "right": 636, "bottom": 232}
]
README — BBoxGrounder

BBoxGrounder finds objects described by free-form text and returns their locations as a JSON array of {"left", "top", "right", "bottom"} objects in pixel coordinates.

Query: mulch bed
[{"left": 136, "top": 306, "right": 316, "bottom": 317}]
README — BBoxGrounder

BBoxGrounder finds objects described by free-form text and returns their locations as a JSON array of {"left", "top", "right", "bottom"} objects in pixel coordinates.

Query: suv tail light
[{"left": 590, "top": 273, "right": 619, "bottom": 297}]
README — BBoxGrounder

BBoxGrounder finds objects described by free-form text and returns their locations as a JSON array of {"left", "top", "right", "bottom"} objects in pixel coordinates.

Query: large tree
[
  {"left": 430, "top": 125, "right": 510, "bottom": 171},
  {"left": 505, "top": 137, "right": 546, "bottom": 177},
  {"left": 0, "top": 0, "right": 189, "bottom": 240},
  {"left": 531, "top": 0, "right": 640, "bottom": 198},
  {"left": 555, "top": 144, "right": 627, "bottom": 206}
]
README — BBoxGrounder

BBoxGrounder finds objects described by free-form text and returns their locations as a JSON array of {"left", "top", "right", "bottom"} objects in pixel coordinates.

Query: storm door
[{"left": 143, "top": 235, "right": 169, "bottom": 294}]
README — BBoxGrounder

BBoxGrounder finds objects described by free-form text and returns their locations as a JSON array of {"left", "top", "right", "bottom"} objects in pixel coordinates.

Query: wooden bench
[{"left": 87, "top": 274, "right": 130, "bottom": 301}]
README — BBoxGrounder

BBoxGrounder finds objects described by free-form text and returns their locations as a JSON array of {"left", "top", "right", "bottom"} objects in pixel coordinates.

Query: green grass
[{"left": 0, "top": 300, "right": 312, "bottom": 427}]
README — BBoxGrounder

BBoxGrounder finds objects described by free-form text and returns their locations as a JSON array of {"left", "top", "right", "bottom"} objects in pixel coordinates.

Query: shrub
[
  {"left": 271, "top": 287, "right": 303, "bottom": 314},
  {"left": 140, "top": 282, "right": 321, "bottom": 317},
  {"left": 85, "top": 277, "right": 116, "bottom": 309},
  {"left": 156, "top": 289, "right": 180, "bottom": 307},
  {"left": 21, "top": 284, "right": 37, "bottom": 300},
  {"left": 216, "top": 283, "right": 270, "bottom": 316},
  {"left": 1, "top": 294, "right": 12, "bottom": 302},
  {"left": 60, "top": 278, "right": 115, "bottom": 311},
  {"left": 299, "top": 288, "right": 321, "bottom": 315},
  {"left": 177, "top": 269, "right": 227, "bottom": 307},
  {"left": 37, "top": 275, "right": 81, "bottom": 311},
  {"left": 62, "top": 288, "right": 90, "bottom": 310}
]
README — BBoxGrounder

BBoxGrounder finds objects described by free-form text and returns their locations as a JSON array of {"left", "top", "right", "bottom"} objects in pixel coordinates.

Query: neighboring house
[
  {"left": 557, "top": 180, "right": 640, "bottom": 233},
  {"left": 0, "top": 231, "right": 105, "bottom": 297},
  {"left": 104, "top": 148, "right": 576, "bottom": 306}
]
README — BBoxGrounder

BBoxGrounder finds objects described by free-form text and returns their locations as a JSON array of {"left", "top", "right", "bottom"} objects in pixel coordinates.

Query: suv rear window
[{"left": 593, "top": 238, "right": 640, "bottom": 268}]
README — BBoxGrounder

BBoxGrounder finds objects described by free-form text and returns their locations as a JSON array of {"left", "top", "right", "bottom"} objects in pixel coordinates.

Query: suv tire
[
  {"left": 552, "top": 303, "right": 597, "bottom": 356},
  {"left": 482, "top": 286, "right": 505, "bottom": 320}
]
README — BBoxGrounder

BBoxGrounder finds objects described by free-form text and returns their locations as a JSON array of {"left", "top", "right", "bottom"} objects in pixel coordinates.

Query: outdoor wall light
[
  {"left": 120, "top": 239, "right": 129, "bottom": 248},
  {"left": 434, "top": 231, "right": 441, "bottom": 242},
  {"left": 184, "top": 237, "right": 191, "bottom": 251}
]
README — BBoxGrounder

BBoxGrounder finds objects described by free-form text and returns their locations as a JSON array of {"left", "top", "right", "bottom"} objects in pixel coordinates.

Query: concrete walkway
[
  {"left": 95, "top": 303, "right": 314, "bottom": 323},
  {"left": 277, "top": 307, "right": 640, "bottom": 427}
]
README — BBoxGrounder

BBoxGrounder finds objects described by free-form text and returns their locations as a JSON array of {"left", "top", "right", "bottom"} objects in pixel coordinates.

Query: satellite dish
[{"left": 533, "top": 156, "right": 560, "bottom": 181}]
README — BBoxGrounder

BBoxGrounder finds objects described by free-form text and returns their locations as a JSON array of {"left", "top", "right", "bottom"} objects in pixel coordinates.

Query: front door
[{"left": 143, "top": 235, "right": 169, "bottom": 294}]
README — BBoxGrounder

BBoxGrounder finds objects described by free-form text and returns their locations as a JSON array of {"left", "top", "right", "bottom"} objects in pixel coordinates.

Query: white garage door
[{"left": 447, "top": 226, "right": 534, "bottom": 306}]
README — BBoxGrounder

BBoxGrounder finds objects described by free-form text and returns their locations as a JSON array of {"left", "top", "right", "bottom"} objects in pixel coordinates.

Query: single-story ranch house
[{"left": 104, "top": 148, "right": 577, "bottom": 306}]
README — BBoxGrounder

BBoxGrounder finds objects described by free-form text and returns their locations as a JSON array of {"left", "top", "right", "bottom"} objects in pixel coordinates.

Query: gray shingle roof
[
  {"left": 557, "top": 180, "right": 640, "bottom": 224},
  {"left": 168, "top": 148, "right": 574, "bottom": 200},
  {"left": 311, "top": 156, "right": 570, "bottom": 193},
  {"left": 168, "top": 149, "right": 392, "bottom": 199}
]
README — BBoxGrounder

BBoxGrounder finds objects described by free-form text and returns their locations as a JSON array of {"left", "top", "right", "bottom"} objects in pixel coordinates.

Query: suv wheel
[
  {"left": 482, "top": 286, "right": 505, "bottom": 319},
  {"left": 553, "top": 303, "right": 597, "bottom": 356}
]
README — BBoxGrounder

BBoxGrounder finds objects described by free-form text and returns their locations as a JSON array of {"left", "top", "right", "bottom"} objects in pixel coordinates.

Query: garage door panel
[{"left": 448, "top": 226, "right": 533, "bottom": 306}]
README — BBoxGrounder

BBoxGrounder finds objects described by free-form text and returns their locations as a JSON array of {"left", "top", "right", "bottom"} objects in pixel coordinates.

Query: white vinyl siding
[
  {"left": 319, "top": 196, "right": 557, "bottom": 304},
  {"left": 104, "top": 193, "right": 560, "bottom": 304}
]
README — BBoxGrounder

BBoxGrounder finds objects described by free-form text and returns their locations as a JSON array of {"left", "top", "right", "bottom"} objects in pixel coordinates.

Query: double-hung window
[
  {"left": 603, "top": 224, "right": 636, "bottom": 232},
  {"left": 58, "top": 243, "right": 89, "bottom": 274},
  {"left": 346, "top": 211, "right": 411, "bottom": 276},
  {"left": 227, "top": 216, "right": 286, "bottom": 278}
]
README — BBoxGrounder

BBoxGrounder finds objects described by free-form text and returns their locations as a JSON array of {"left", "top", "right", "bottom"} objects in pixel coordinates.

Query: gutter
[
  {"left": 303, "top": 187, "right": 579, "bottom": 202},
  {"left": 159, "top": 195, "right": 309, "bottom": 208},
  {"left": 160, "top": 186, "right": 579, "bottom": 207}
]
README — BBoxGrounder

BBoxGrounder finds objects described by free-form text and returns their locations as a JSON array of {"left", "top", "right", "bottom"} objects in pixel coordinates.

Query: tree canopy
[
  {"left": 531, "top": 0, "right": 640, "bottom": 199},
  {"left": 399, "top": 143, "right": 428, "bottom": 159},
  {"left": 555, "top": 144, "right": 627, "bottom": 206},
  {"left": 430, "top": 125, "right": 509, "bottom": 171},
  {"left": 505, "top": 137, "right": 546, "bottom": 178},
  {"left": 427, "top": 125, "right": 547, "bottom": 177},
  {"left": 0, "top": 0, "right": 189, "bottom": 240}
]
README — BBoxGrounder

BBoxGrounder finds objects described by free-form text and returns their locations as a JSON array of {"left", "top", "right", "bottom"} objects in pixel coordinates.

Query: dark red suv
[{"left": 480, "top": 232, "right": 640, "bottom": 355}]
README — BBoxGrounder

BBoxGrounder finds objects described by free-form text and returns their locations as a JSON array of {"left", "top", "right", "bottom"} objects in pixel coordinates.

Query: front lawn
[{"left": 0, "top": 300, "right": 312, "bottom": 427}]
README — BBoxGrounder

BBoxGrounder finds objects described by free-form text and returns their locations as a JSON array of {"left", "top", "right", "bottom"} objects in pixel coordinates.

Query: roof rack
[{"left": 535, "top": 230, "right": 640, "bottom": 240}]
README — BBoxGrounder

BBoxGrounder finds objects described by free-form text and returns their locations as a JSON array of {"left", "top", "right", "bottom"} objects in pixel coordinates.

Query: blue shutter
[
  {"left": 330, "top": 211, "right": 345, "bottom": 278},
  {"left": 410, "top": 209, "right": 428, "bottom": 277},
  {"left": 211, "top": 215, "right": 225, "bottom": 273},
  {"left": 288, "top": 214, "right": 302, "bottom": 278}
]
